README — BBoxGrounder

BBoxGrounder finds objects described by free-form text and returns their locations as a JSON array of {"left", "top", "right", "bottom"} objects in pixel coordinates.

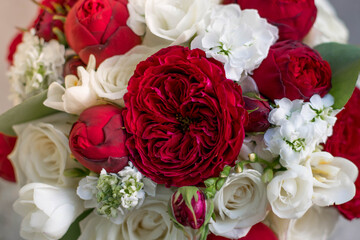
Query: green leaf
[
  {"left": 0, "top": 91, "right": 58, "bottom": 136},
  {"left": 315, "top": 42, "right": 360, "bottom": 109},
  {"left": 60, "top": 209, "right": 93, "bottom": 240},
  {"left": 63, "top": 168, "right": 90, "bottom": 178}
]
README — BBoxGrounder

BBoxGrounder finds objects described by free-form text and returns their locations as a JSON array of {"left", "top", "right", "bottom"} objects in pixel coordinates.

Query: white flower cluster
[
  {"left": 8, "top": 29, "right": 65, "bottom": 105},
  {"left": 76, "top": 163, "right": 156, "bottom": 224},
  {"left": 265, "top": 94, "right": 339, "bottom": 167}
]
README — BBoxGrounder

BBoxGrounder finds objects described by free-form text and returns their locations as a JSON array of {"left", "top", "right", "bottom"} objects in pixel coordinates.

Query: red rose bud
[
  {"left": 223, "top": 0, "right": 317, "bottom": 41},
  {"left": 207, "top": 223, "right": 278, "bottom": 240},
  {"left": 64, "top": 0, "right": 141, "bottom": 66},
  {"left": 170, "top": 187, "right": 207, "bottom": 229},
  {"left": 252, "top": 40, "right": 332, "bottom": 102},
  {"left": 63, "top": 55, "right": 86, "bottom": 77},
  {"left": 324, "top": 88, "right": 360, "bottom": 219},
  {"left": 0, "top": 133, "right": 17, "bottom": 182},
  {"left": 69, "top": 105, "right": 128, "bottom": 173},
  {"left": 243, "top": 94, "right": 271, "bottom": 132}
]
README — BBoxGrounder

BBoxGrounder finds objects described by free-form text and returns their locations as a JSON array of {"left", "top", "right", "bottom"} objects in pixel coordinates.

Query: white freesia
[
  {"left": 9, "top": 113, "right": 79, "bottom": 187},
  {"left": 304, "top": 0, "right": 349, "bottom": 47},
  {"left": 79, "top": 186, "right": 184, "bottom": 240},
  {"left": 210, "top": 169, "right": 267, "bottom": 239},
  {"left": 267, "top": 165, "right": 313, "bottom": 219},
  {"left": 267, "top": 205, "right": 339, "bottom": 240},
  {"left": 144, "top": 0, "right": 218, "bottom": 45},
  {"left": 93, "top": 45, "right": 161, "bottom": 106},
  {"left": 44, "top": 55, "right": 98, "bottom": 115},
  {"left": 8, "top": 29, "right": 65, "bottom": 105},
  {"left": 308, "top": 151, "right": 358, "bottom": 206},
  {"left": 13, "top": 183, "right": 83, "bottom": 240},
  {"left": 191, "top": 4, "right": 278, "bottom": 81}
]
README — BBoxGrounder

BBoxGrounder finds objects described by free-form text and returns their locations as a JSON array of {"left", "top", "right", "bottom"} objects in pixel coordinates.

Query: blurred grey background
[{"left": 0, "top": 0, "right": 359, "bottom": 239}]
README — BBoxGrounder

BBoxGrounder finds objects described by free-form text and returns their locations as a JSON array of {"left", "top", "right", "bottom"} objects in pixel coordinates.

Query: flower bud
[
  {"left": 243, "top": 95, "right": 271, "bottom": 132},
  {"left": 63, "top": 55, "right": 86, "bottom": 77},
  {"left": 170, "top": 187, "right": 207, "bottom": 229}
]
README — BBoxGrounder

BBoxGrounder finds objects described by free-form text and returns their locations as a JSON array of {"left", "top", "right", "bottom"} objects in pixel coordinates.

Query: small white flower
[
  {"left": 13, "top": 183, "right": 84, "bottom": 240},
  {"left": 191, "top": 4, "right": 278, "bottom": 81},
  {"left": 308, "top": 151, "right": 358, "bottom": 206},
  {"left": 8, "top": 29, "right": 65, "bottom": 105},
  {"left": 210, "top": 169, "right": 268, "bottom": 239},
  {"left": 76, "top": 176, "right": 98, "bottom": 208},
  {"left": 268, "top": 98, "right": 304, "bottom": 126},
  {"left": 44, "top": 55, "right": 98, "bottom": 115},
  {"left": 267, "top": 165, "right": 313, "bottom": 219},
  {"left": 304, "top": 0, "right": 349, "bottom": 47},
  {"left": 9, "top": 113, "right": 79, "bottom": 187}
]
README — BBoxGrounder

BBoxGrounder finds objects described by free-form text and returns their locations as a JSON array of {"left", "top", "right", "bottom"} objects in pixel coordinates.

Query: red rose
[
  {"left": 63, "top": 55, "right": 86, "bottom": 77},
  {"left": 252, "top": 40, "right": 331, "bottom": 101},
  {"left": 69, "top": 105, "right": 128, "bottom": 173},
  {"left": 64, "top": 0, "right": 141, "bottom": 66},
  {"left": 243, "top": 95, "right": 271, "bottom": 132},
  {"left": 123, "top": 46, "right": 248, "bottom": 187},
  {"left": 0, "top": 133, "right": 17, "bottom": 182},
  {"left": 207, "top": 223, "right": 278, "bottom": 240},
  {"left": 223, "top": 0, "right": 317, "bottom": 41},
  {"left": 324, "top": 88, "right": 360, "bottom": 219}
]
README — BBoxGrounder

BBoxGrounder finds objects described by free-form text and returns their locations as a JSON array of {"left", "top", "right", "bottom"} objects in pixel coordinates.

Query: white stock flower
[
  {"left": 144, "top": 0, "right": 218, "bottom": 45},
  {"left": 9, "top": 113, "right": 79, "bottom": 187},
  {"left": 309, "top": 152, "right": 358, "bottom": 206},
  {"left": 304, "top": 0, "right": 349, "bottom": 47},
  {"left": 44, "top": 55, "right": 98, "bottom": 115},
  {"left": 13, "top": 183, "right": 83, "bottom": 240},
  {"left": 93, "top": 45, "right": 161, "bottom": 106},
  {"left": 8, "top": 29, "right": 65, "bottom": 105},
  {"left": 210, "top": 169, "right": 267, "bottom": 239},
  {"left": 267, "top": 165, "right": 313, "bottom": 219},
  {"left": 191, "top": 4, "right": 278, "bottom": 81},
  {"left": 76, "top": 175, "right": 98, "bottom": 209},
  {"left": 79, "top": 186, "right": 184, "bottom": 240},
  {"left": 267, "top": 206, "right": 339, "bottom": 240}
]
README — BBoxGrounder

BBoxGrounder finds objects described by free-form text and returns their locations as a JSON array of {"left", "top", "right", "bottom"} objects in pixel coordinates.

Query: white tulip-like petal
[
  {"left": 191, "top": 4, "right": 278, "bottom": 81},
  {"left": 44, "top": 55, "right": 98, "bottom": 115},
  {"left": 9, "top": 113, "right": 79, "bottom": 187},
  {"left": 304, "top": 0, "right": 349, "bottom": 47},
  {"left": 267, "top": 165, "right": 313, "bottom": 219},
  {"left": 308, "top": 151, "right": 358, "bottom": 206},
  {"left": 210, "top": 169, "right": 268, "bottom": 239},
  {"left": 13, "top": 183, "right": 83, "bottom": 240}
]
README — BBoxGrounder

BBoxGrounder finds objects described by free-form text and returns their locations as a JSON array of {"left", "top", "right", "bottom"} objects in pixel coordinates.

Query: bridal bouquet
[{"left": 2, "top": 0, "right": 360, "bottom": 239}]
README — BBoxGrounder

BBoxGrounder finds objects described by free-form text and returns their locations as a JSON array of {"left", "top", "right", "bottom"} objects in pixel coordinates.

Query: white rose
[
  {"left": 9, "top": 113, "right": 79, "bottom": 187},
  {"left": 309, "top": 151, "right": 358, "bottom": 206},
  {"left": 304, "top": 0, "right": 349, "bottom": 47},
  {"left": 267, "top": 206, "right": 339, "bottom": 240},
  {"left": 144, "top": 0, "right": 218, "bottom": 45},
  {"left": 191, "top": 5, "right": 278, "bottom": 81},
  {"left": 44, "top": 55, "right": 98, "bottom": 115},
  {"left": 127, "top": 0, "right": 147, "bottom": 36},
  {"left": 210, "top": 169, "right": 267, "bottom": 239},
  {"left": 267, "top": 165, "right": 313, "bottom": 219},
  {"left": 93, "top": 45, "right": 161, "bottom": 106},
  {"left": 79, "top": 185, "right": 184, "bottom": 240},
  {"left": 13, "top": 183, "right": 84, "bottom": 240}
]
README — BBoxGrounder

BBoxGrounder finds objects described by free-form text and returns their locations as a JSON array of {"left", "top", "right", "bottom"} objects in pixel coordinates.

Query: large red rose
[
  {"left": 69, "top": 105, "right": 128, "bottom": 173},
  {"left": 64, "top": 0, "right": 141, "bottom": 66},
  {"left": 207, "top": 223, "right": 278, "bottom": 240},
  {"left": 252, "top": 40, "right": 331, "bottom": 101},
  {"left": 0, "top": 133, "right": 17, "bottom": 182},
  {"left": 223, "top": 0, "right": 317, "bottom": 41},
  {"left": 123, "top": 46, "right": 248, "bottom": 187},
  {"left": 324, "top": 88, "right": 360, "bottom": 219}
]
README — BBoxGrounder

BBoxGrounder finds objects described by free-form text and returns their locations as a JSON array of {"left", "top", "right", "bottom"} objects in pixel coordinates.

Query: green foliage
[{"left": 60, "top": 209, "right": 93, "bottom": 240}]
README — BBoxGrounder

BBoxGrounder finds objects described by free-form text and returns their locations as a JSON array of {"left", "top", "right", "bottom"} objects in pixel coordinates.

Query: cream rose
[
  {"left": 13, "top": 183, "right": 83, "bottom": 240},
  {"left": 79, "top": 186, "right": 184, "bottom": 240},
  {"left": 9, "top": 113, "right": 79, "bottom": 187},
  {"left": 92, "top": 45, "right": 161, "bottom": 107},
  {"left": 309, "top": 151, "right": 358, "bottom": 206},
  {"left": 144, "top": 0, "right": 219, "bottom": 45},
  {"left": 210, "top": 169, "right": 268, "bottom": 239},
  {"left": 267, "top": 165, "right": 313, "bottom": 219}
]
